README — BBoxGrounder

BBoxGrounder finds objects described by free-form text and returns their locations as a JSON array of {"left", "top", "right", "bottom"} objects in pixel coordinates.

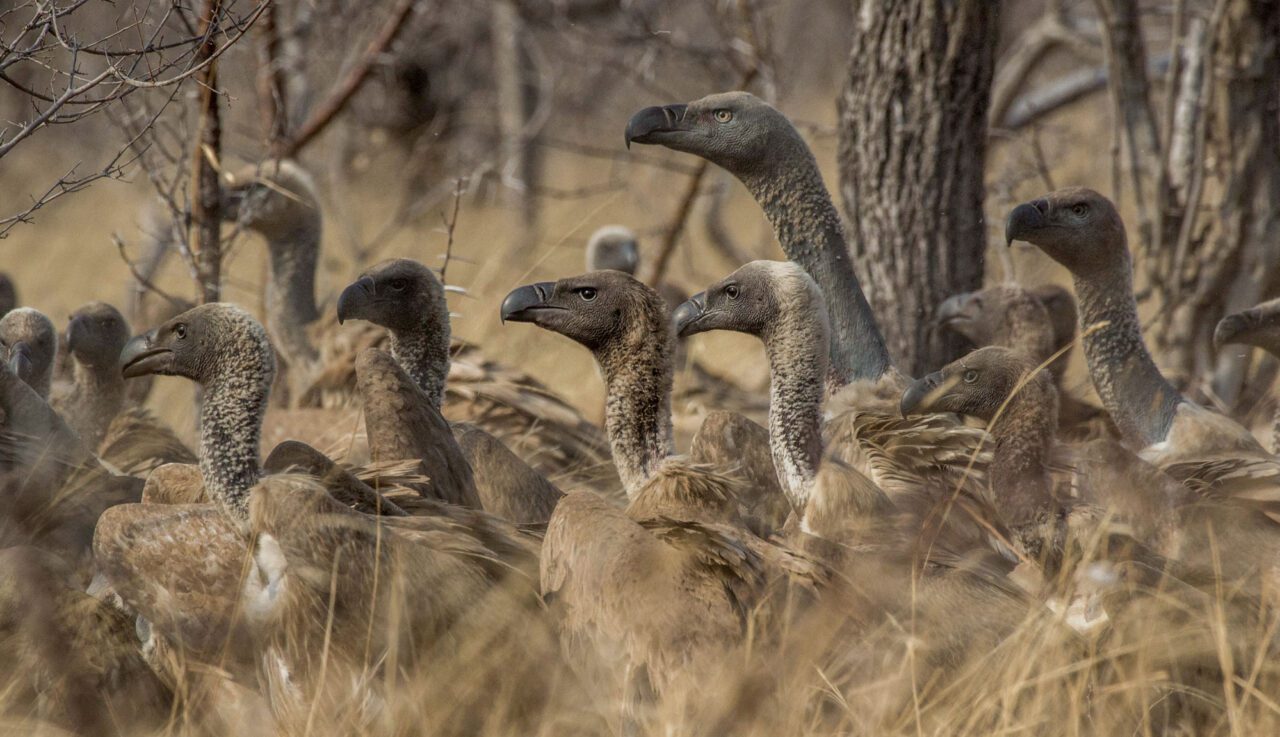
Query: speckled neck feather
[
  {"left": 998, "top": 296, "right": 1056, "bottom": 366},
  {"left": 596, "top": 313, "right": 676, "bottom": 497},
  {"left": 265, "top": 221, "right": 321, "bottom": 368},
  {"left": 199, "top": 325, "right": 276, "bottom": 518},
  {"left": 732, "top": 132, "right": 891, "bottom": 386},
  {"left": 758, "top": 293, "right": 829, "bottom": 512},
  {"left": 387, "top": 296, "right": 451, "bottom": 411},
  {"left": 986, "top": 374, "right": 1060, "bottom": 528},
  {"left": 1072, "top": 250, "right": 1181, "bottom": 446}
]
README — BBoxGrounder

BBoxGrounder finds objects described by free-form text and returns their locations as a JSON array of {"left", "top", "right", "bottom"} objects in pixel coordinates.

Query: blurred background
[{"left": 1, "top": 0, "right": 1274, "bottom": 443}]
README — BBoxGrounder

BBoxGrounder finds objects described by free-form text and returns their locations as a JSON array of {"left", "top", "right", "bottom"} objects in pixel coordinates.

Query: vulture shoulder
[
  {"left": 452, "top": 422, "right": 563, "bottom": 524},
  {"left": 356, "top": 348, "right": 482, "bottom": 509},
  {"left": 625, "top": 458, "right": 744, "bottom": 527},
  {"left": 98, "top": 405, "right": 197, "bottom": 475},
  {"left": 690, "top": 410, "right": 791, "bottom": 532}
]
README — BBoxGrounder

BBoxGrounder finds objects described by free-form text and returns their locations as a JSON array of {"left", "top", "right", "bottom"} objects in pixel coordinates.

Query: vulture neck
[
  {"left": 998, "top": 301, "right": 1056, "bottom": 368},
  {"left": 734, "top": 137, "right": 892, "bottom": 386},
  {"left": 198, "top": 361, "right": 270, "bottom": 519},
  {"left": 986, "top": 378, "right": 1060, "bottom": 529},
  {"left": 597, "top": 331, "right": 675, "bottom": 497},
  {"left": 389, "top": 316, "right": 451, "bottom": 412},
  {"left": 69, "top": 358, "right": 125, "bottom": 447},
  {"left": 265, "top": 221, "right": 322, "bottom": 369},
  {"left": 1071, "top": 250, "right": 1181, "bottom": 447},
  {"left": 759, "top": 305, "right": 829, "bottom": 513}
]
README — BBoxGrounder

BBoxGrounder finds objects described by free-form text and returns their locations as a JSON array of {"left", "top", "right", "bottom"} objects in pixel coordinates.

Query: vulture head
[
  {"left": 0, "top": 307, "right": 56, "bottom": 391},
  {"left": 1214, "top": 298, "right": 1280, "bottom": 354},
  {"left": 66, "top": 301, "right": 131, "bottom": 370},
  {"left": 899, "top": 346, "right": 1047, "bottom": 421},
  {"left": 501, "top": 270, "right": 668, "bottom": 355},
  {"left": 585, "top": 225, "right": 640, "bottom": 275},
  {"left": 219, "top": 159, "right": 320, "bottom": 240},
  {"left": 1005, "top": 187, "right": 1127, "bottom": 274},
  {"left": 935, "top": 285, "right": 1054, "bottom": 350},
  {"left": 336, "top": 258, "right": 447, "bottom": 333},
  {"left": 121, "top": 303, "right": 275, "bottom": 388},
  {"left": 625, "top": 91, "right": 799, "bottom": 173},
  {"left": 675, "top": 260, "right": 819, "bottom": 339}
]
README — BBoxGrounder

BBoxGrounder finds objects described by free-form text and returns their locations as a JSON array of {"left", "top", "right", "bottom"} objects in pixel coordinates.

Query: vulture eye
[
  {"left": 963, "top": 369, "right": 979, "bottom": 384},
  {"left": 577, "top": 287, "right": 598, "bottom": 302},
  {"left": 1070, "top": 203, "right": 1090, "bottom": 217},
  {"left": 389, "top": 278, "right": 409, "bottom": 291},
  {"left": 725, "top": 284, "right": 740, "bottom": 299},
  {"left": 174, "top": 324, "right": 188, "bottom": 340},
  {"left": 713, "top": 109, "right": 733, "bottom": 123}
]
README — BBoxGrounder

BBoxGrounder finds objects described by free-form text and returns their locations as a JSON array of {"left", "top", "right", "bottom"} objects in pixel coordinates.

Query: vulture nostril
[{"left": 1031, "top": 198, "right": 1050, "bottom": 215}]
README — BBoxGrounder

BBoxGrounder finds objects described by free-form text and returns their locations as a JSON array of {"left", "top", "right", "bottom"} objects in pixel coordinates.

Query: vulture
[
  {"left": 99, "top": 303, "right": 548, "bottom": 721},
  {"left": 0, "top": 272, "right": 17, "bottom": 315},
  {"left": 1006, "top": 188, "right": 1280, "bottom": 513},
  {"left": 335, "top": 257, "right": 565, "bottom": 522},
  {"left": 1215, "top": 298, "right": 1280, "bottom": 453},
  {"left": 224, "top": 160, "right": 613, "bottom": 489},
  {"left": 626, "top": 91, "right": 992, "bottom": 500},
  {"left": 501, "top": 270, "right": 832, "bottom": 715},
  {"left": 936, "top": 284, "right": 1109, "bottom": 434}
]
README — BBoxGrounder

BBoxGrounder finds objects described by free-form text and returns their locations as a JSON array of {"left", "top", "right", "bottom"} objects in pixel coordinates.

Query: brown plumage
[
  {"left": 0, "top": 272, "right": 17, "bottom": 316},
  {"left": 0, "top": 545, "right": 171, "bottom": 735},
  {"left": 689, "top": 410, "right": 790, "bottom": 533},
  {"left": 453, "top": 423, "right": 563, "bottom": 524},
  {"left": 98, "top": 303, "right": 548, "bottom": 714},
  {"left": 1007, "top": 189, "right": 1280, "bottom": 517},
  {"left": 502, "top": 270, "right": 828, "bottom": 713}
]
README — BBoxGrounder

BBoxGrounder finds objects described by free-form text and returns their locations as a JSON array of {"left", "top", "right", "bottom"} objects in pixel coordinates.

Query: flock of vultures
[{"left": 4, "top": 90, "right": 1280, "bottom": 736}]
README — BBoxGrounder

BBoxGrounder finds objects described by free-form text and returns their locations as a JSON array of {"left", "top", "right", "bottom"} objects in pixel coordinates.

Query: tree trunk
[
  {"left": 836, "top": 0, "right": 1000, "bottom": 376},
  {"left": 191, "top": 0, "right": 224, "bottom": 305}
]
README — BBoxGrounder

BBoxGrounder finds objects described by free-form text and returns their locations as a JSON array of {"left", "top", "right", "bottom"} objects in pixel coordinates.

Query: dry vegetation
[{"left": 2, "top": 0, "right": 1279, "bottom": 735}]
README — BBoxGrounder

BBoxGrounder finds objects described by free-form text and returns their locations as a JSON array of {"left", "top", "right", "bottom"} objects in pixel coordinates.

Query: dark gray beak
[
  {"left": 336, "top": 276, "right": 376, "bottom": 325},
  {"left": 120, "top": 330, "right": 171, "bottom": 379},
  {"left": 672, "top": 292, "right": 708, "bottom": 337},
  {"left": 1213, "top": 312, "right": 1253, "bottom": 350},
  {"left": 625, "top": 104, "right": 690, "bottom": 148},
  {"left": 500, "top": 282, "right": 556, "bottom": 324},
  {"left": 899, "top": 370, "right": 944, "bottom": 418},
  {"left": 1005, "top": 199, "right": 1049, "bottom": 246},
  {"left": 8, "top": 341, "right": 33, "bottom": 383}
]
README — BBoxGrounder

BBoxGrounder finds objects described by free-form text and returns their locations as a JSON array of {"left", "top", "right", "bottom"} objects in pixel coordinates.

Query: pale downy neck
[
  {"left": 199, "top": 358, "right": 272, "bottom": 519},
  {"left": 758, "top": 303, "right": 829, "bottom": 513},
  {"left": 986, "top": 377, "right": 1060, "bottom": 528},
  {"left": 1072, "top": 250, "right": 1181, "bottom": 447},
  {"left": 597, "top": 332, "right": 675, "bottom": 497},
  {"left": 68, "top": 357, "right": 125, "bottom": 447},
  {"left": 734, "top": 135, "right": 892, "bottom": 386},
  {"left": 265, "top": 221, "right": 321, "bottom": 369}
]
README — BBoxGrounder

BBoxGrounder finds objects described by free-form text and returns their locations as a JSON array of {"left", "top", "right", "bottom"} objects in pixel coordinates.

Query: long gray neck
[
  {"left": 760, "top": 309, "right": 828, "bottom": 513},
  {"left": 598, "top": 336, "right": 675, "bottom": 497},
  {"left": 265, "top": 222, "right": 321, "bottom": 367},
  {"left": 987, "top": 383, "right": 1059, "bottom": 528},
  {"left": 69, "top": 358, "right": 125, "bottom": 447},
  {"left": 1073, "top": 255, "right": 1181, "bottom": 447},
  {"left": 735, "top": 139, "right": 892, "bottom": 385},
  {"left": 199, "top": 370, "right": 268, "bottom": 519}
]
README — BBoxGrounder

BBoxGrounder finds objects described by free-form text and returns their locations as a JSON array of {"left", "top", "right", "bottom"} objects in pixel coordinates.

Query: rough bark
[
  {"left": 836, "top": 0, "right": 1000, "bottom": 376},
  {"left": 191, "top": 0, "right": 224, "bottom": 305}
]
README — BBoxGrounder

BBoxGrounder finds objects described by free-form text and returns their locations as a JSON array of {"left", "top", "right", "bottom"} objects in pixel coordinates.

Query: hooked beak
[
  {"left": 8, "top": 341, "right": 34, "bottom": 383},
  {"left": 625, "top": 104, "right": 690, "bottom": 149},
  {"left": 672, "top": 292, "right": 710, "bottom": 337},
  {"left": 500, "top": 282, "right": 557, "bottom": 324},
  {"left": 899, "top": 370, "right": 953, "bottom": 418},
  {"left": 336, "top": 276, "right": 376, "bottom": 325},
  {"left": 1005, "top": 199, "right": 1050, "bottom": 246},
  {"left": 66, "top": 314, "right": 91, "bottom": 357},
  {"left": 1213, "top": 312, "right": 1253, "bottom": 350},
  {"left": 934, "top": 293, "right": 971, "bottom": 329},
  {"left": 120, "top": 331, "right": 172, "bottom": 379}
]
